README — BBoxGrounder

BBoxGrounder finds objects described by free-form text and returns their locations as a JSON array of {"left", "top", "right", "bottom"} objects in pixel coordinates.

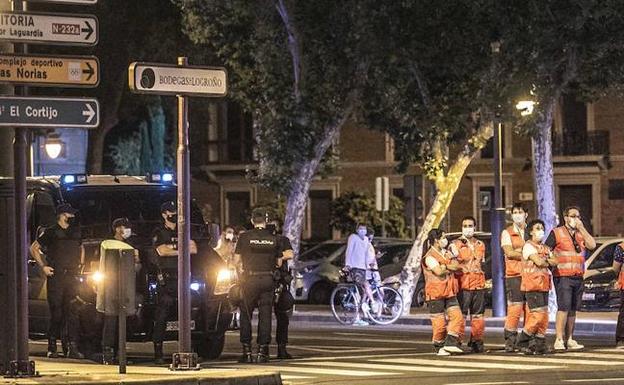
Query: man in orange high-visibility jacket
[
  {"left": 544, "top": 206, "right": 596, "bottom": 352},
  {"left": 451, "top": 216, "right": 486, "bottom": 353},
  {"left": 501, "top": 203, "right": 528, "bottom": 352},
  {"left": 516, "top": 219, "right": 558, "bottom": 355},
  {"left": 423, "top": 228, "right": 463, "bottom": 356},
  {"left": 611, "top": 242, "right": 624, "bottom": 348}
]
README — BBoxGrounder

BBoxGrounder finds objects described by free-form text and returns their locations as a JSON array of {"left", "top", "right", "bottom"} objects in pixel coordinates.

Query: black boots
[
  {"left": 102, "top": 346, "right": 116, "bottom": 365},
  {"left": 47, "top": 338, "right": 58, "bottom": 358},
  {"left": 469, "top": 340, "right": 485, "bottom": 353},
  {"left": 277, "top": 344, "right": 292, "bottom": 359},
  {"left": 256, "top": 345, "right": 270, "bottom": 363},
  {"left": 516, "top": 331, "right": 534, "bottom": 355},
  {"left": 534, "top": 336, "right": 548, "bottom": 355},
  {"left": 238, "top": 343, "right": 253, "bottom": 363},
  {"left": 67, "top": 342, "right": 85, "bottom": 359},
  {"left": 154, "top": 342, "right": 165, "bottom": 365},
  {"left": 504, "top": 330, "right": 518, "bottom": 353}
]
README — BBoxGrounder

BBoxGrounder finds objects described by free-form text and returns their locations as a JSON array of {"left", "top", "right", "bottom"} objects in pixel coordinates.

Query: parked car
[
  {"left": 582, "top": 237, "right": 624, "bottom": 311},
  {"left": 291, "top": 238, "right": 413, "bottom": 304}
]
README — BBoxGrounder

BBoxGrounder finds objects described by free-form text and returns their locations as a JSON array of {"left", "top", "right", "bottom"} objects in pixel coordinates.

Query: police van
[{"left": 24, "top": 174, "right": 234, "bottom": 359}]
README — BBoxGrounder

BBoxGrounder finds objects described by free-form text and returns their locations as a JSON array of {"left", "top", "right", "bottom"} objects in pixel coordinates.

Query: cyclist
[{"left": 344, "top": 223, "right": 375, "bottom": 326}]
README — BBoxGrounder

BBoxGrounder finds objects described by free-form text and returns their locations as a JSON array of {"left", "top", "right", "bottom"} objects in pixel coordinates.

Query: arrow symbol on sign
[
  {"left": 82, "top": 103, "right": 95, "bottom": 123},
  {"left": 82, "top": 62, "right": 94, "bottom": 81},
  {"left": 81, "top": 21, "right": 94, "bottom": 40}
]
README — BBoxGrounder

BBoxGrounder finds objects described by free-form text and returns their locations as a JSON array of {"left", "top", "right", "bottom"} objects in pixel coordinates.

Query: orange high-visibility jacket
[
  {"left": 423, "top": 247, "right": 459, "bottom": 301},
  {"left": 503, "top": 225, "right": 525, "bottom": 278},
  {"left": 552, "top": 226, "right": 585, "bottom": 277},
  {"left": 617, "top": 242, "right": 624, "bottom": 290},
  {"left": 521, "top": 241, "right": 552, "bottom": 292},
  {"left": 452, "top": 238, "right": 486, "bottom": 290}
]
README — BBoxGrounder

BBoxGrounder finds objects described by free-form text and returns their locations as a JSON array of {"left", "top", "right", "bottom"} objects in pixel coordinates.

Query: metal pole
[
  {"left": 490, "top": 118, "right": 506, "bottom": 317},
  {"left": 117, "top": 250, "right": 126, "bottom": 374},
  {"left": 176, "top": 56, "right": 193, "bottom": 362}
]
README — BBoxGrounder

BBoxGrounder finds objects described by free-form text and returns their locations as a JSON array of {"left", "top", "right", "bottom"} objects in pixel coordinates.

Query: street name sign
[
  {"left": 0, "top": 12, "right": 98, "bottom": 46},
  {"left": 0, "top": 53, "right": 98, "bottom": 87},
  {"left": 0, "top": 96, "right": 99, "bottom": 128},
  {"left": 128, "top": 62, "right": 227, "bottom": 97},
  {"left": 25, "top": 0, "right": 98, "bottom": 4}
]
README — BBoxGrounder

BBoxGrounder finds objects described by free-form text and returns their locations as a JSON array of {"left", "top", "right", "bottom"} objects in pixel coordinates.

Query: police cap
[
  {"left": 160, "top": 201, "right": 176, "bottom": 213},
  {"left": 112, "top": 217, "right": 131, "bottom": 230},
  {"left": 56, "top": 203, "right": 78, "bottom": 215}
]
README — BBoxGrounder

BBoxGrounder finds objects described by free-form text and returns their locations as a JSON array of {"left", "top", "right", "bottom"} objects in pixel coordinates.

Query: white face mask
[
  {"left": 512, "top": 213, "right": 526, "bottom": 225},
  {"left": 439, "top": 238, "right": 448, "bottom": 249},
  {"left": 122, "top": 228, "right": 132, "bottom": 239},
  {"left": 357, "top": 229, "right": 367, "bottom": 238},
  {"left": 568, "top": 218, "right": 577, "bottom": 229},
  {"left": 533, "top": 229, "right": 545, "bottom": 242},
  {"left": 225, "top": 232, "right": 234, "bottom": 241},
  {"left": 462, "top": 227, "right": 475, "bottom": 238}
]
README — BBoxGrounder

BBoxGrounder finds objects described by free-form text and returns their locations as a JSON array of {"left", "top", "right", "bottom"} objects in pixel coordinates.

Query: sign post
[
  {"left": 0, "top": 53, "right": 99, "bottom": 87},
  {"left": 376, "top": 176, "right": 390, "bottom": 237},
  {"left": 129, "top": 59, "right": 227, "bottom": 371},
  {"left": 0, "top": 11, "right": 98, "bottom": 46},
  {"left": 0, "top": 96, "right": 99, "bottom": 128}
]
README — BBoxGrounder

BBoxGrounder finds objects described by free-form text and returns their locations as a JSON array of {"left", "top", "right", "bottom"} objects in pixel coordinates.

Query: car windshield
[
  {"left": 588, "top": 243, "right": 617, "bottom": 270},
  {"left": 299, "top": 242, "right": 344, "bottom": 262}
]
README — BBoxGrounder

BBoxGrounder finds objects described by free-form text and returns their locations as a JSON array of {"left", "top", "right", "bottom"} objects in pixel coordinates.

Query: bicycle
[{"left": 330, "top": 269, "right": 403, "bottom": 325}]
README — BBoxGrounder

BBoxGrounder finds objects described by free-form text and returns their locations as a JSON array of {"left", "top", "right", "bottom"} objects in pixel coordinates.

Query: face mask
[
  {"left": 462, "top": 227, "right": 474, "bottom": 238},
  {"left": 533, "top": 229, "right": 545, "bottom": 242},
  {"left": 166, "top": 214, "right": 177, "bottom": 223},
  {"left": 122, "top": 228, "right": 132, "bottom": 239},
  {"left": 225, "top": 232, "right": 234, "bottom": 241},
  {"left": 439, "top": 238, "right": 448, "bottom": 249},
  {"left": 357, "top": 229, "right": 367, "bottom": 238},
  {"left": 512, "top": 213, "right": 525, "bottom": 225},
  {"left": 568, "top": 218, "right": 577, "bottom": 229}
]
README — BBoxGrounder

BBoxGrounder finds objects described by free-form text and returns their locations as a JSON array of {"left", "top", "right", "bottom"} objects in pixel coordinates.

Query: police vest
[
  {"left": 422, "top": 247, "right": 458, "bottom": 301},
  {"left": 521, "top": 241, "right": 552, "bottom": 292},
  {"left": 452, "top": 238, "right": 486, "bottom": 290},
  {"left": 46, "top": 225, "right": 82, "bottom": 270},
  {"left": 552, "top": 226, "right": 585, "bottom": 277},
  {"left": 241, "top": 229, "right": 278, "bottom": 272},
  {"left": 617, "top": 242, "right": 624, "bottom": 290},
  {"left": 504, "top": 225, "right": 525, "bottom": 278}
]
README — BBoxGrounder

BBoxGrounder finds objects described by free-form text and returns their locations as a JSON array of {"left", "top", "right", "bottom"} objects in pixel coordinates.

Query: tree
[
  {"left": 330, "top": 191, "right": 407, "bottom": 238},
  {"left": 176, "top": 0, "right": 376, "bottom": 254}
]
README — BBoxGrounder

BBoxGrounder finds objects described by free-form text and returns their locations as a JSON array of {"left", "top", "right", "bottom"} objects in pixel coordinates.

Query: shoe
[
  {"left": 238, "top": 343, "right": 253, "bottom": 363},
  {"left": 504, "top": 330, "right": 517, "bottom": 353},
  {"left": 154, "top": 342, "right": 165, "bottom": 365},
  {"left": 566, "top": 338, "right": 584, "bottom": 350},
  {"left": 470, "top": 340, "right": 485, "bottom": 353},
  {"left": 67, "top": 342, "right": 85, "bottom": 359},
  {"left": 102, "top": 346, "right": 116, "bottom": 365},
  {"left": 553, "top": 338, "right": 566, "bottom": 351},
  {"left": 46, "top": 338, "right": 58, "bottom": 358},
  {"left": 443, "top": 334, "right": 463, "bottom": 354},
  {"left": 353, "top": 319, "right": 369, "bottom": 326},
  {"left": 437, "top": 347, "right": 451, "bottom": 356},
  {"left": 256, "top": 345, "right": 270, "bottom": 363},
  {"left": 277, "top": 344, "right": 293, "bottom": 360},
  {"left": 616, "top": 341, "right": 624, "bottom": 349},
  {"left": 534, "top": 337, "right": 548, "bottom": 355}
]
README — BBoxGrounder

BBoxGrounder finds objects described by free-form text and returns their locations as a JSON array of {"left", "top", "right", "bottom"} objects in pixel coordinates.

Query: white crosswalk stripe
[
  {"left": 451, "top": 353, "right": 618, "bottom": 366},
  {"left": 374, "top": 357, "right": 562, "bottom": 370},
  {"left": 295, "top": 360, "right": 480, "bottom": 373}
]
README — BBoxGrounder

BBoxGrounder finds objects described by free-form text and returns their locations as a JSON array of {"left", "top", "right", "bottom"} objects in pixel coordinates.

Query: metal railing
[{"left": 552, "top": 129, "right": 609, "bottom": 156}]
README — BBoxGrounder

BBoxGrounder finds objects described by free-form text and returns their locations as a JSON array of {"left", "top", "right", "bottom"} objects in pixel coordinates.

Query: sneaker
[
  {"left": 437, "top": 348, "right": 451, "bottom": 356},
  {"left": 567, "top": 338, "right": 584, "bottom": 350},
  {"left": 442, "top": 345, "right": 463, "bottom": 354},
  {"left": 353, "top": 319, "right": 369, "bottom": 326},
  {"left": 553, "top": 338, "right": 566, "bottom": 351},
  {"left": 616, "top": 341, "right": 624, "bottom": 350}
]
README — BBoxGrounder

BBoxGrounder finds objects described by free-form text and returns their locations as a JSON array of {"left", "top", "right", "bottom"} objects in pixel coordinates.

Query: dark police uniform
[
  {"left": 274, "top": 235, "right": 294, "bottom": 351},
  {"left": 151, "top": 224, "right": 177, "bottom": 347},
  {"left": 37, "top": 222, "right": 82, "bottom": 349},
  {"left": 236, "top": 227, "right": 278, "bottom": 348}
]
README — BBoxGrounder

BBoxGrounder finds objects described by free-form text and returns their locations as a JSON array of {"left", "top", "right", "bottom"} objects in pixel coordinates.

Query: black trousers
[
  {"left": 240, "top": 276, "right": 274, "bottom": 345},
  {"left": 47, "top": 272, "right": 80, "bottom": 343},
  {"left": 275, "top": 307, "right": 289, "bottom": 345},
  {"left": 102, "top": 315, "right": 119, "bottom": 349},
  {"left": 153, "top": 292, "right": 174, "bottom": 344},
  {"left": 617, "top": 291, "right": 624, "bottom": 343}
]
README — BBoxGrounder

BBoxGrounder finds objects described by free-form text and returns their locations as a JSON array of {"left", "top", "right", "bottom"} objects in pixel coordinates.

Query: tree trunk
[
  {"left": 399, "top": 123, "right": 493, "bottom": 313},
  {"left": 531, "top": 97, "right": 558, "bottom": 318}
]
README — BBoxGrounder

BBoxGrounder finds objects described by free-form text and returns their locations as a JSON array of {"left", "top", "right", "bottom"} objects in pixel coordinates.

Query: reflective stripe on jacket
[
  {"left": 423, "top": 247, "right": 459, "bottom": 301},
  {"left": 521, "top": 241, "right": 552, "bottom": 292},
  {"left": 553, "top": 226, "right": 585, "bottom": 277}
]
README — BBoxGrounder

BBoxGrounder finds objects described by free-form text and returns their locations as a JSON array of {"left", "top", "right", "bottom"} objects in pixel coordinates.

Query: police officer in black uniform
[
  {"left": 151, "top": 201, "right": 197, "bottom": 364},
  {"left": 29, "top": 203, "right": 85, "bottom": 359},
  {"left": 267, "top": 220, "right": 295, "bottom": 359},
  {"left": 234, "top": 209, "right": 280, "bottom": 363}
]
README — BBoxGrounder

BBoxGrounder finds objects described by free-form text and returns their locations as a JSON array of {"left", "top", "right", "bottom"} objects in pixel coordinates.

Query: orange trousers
[
  {"left": 429, "top": 298, "right": 464, "bottom": 343},
  {"left": 524, "top": 310, "right": 548, "bottom": 337},
  {"left": 504, "top": 303, "right": 525, "bottom": 332}
]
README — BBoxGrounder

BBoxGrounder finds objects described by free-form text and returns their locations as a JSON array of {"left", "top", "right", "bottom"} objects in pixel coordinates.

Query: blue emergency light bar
[
  {"left": 147, "top": 172, "right": 175, "bottom": 184},
  {"left": 60, "top": 174, "right": 88, "bottom": 185}
]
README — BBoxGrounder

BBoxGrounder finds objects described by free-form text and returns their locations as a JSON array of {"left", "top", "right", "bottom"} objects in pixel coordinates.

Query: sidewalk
[
  {"left": 291, "top": 305, "right": 618, "bottom": 335},
  {"left": 0, "top": 359, "right": 281, "bottom": 385}
]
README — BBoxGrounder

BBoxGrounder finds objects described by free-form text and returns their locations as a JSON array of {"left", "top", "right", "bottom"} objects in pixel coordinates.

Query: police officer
[
  {"left": 267, "top": 220, "right": 295, "bottom": 359},
  {"left": 151, "top": 201, "right": 198, "bottom": 364},
  {"left": 234, "top": 209, "right": 280, "bottom": 363},
  {"left": 29, "top": 203, "right": 85, "bottom": 359},
  {"left": 100, "top": 218, "right": 142, "bottom": 365}
]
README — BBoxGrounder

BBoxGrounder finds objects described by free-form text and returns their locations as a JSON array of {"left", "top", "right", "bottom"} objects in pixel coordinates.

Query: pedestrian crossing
[{"left": 216, "top": 348, "right": 624, "bottom": 384}]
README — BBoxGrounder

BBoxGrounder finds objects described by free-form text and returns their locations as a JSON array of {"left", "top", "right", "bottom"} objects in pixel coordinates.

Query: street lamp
[
  {"left": 515, "top": 100, "right": 536, "bottom": 116},
  {"left": 44, "top": 131, "right": 64, "bottom": 159}
]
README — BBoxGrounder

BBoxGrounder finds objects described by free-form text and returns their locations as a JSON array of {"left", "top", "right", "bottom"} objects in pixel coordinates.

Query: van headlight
[{"left": 214, "top": 268, "right": 237, "bottom": 295}]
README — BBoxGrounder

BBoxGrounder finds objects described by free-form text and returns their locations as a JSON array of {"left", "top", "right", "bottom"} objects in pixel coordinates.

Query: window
[
  {"left": 588, "top": 243, "right": 616, "bottom": 270},
  {"left": 609, "top": 179, "right": 624, "bottom": 200},
  {"left": 299, "top": 243, "right": 345, "bottom": 262},
  {"left": 225, "top": 191, "right": 250, "bottom": 227}
]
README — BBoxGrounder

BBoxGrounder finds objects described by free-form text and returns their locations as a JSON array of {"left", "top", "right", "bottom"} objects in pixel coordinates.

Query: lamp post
[{"left": 44, "top": 131, "right": 64, "bottom": 159}]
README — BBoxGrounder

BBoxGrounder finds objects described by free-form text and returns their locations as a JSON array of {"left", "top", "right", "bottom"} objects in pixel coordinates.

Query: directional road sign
[
  {"left": 128, "top": 62, "right": 227, "bottom": 97},
  {"left": 0, "top": 53, "right": 98, "bottom": 87},
  {"left": 0, "top": 12, "right": 98, "bottom": 46},
  {"left": 0, "top": 96, "right": 99, "bottom": 128},
  {"left": 25, "top": 0, "right": 98, "bottom": 4}
]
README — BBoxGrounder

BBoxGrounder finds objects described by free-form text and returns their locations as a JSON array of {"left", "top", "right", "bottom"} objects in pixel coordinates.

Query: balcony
[{"left": 552, "top": 129, "right": 609, "bottom": 156}]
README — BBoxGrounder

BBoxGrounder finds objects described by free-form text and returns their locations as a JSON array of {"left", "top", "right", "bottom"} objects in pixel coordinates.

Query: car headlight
[
  {"left": 214, "top": 268, "right": 237, "bottom": 295},
  {"left": 190, "top": 282, "right": 202, "bottom": 291},
  {"left": 89, "top": 271, "right": 104, "bottom": 283}
]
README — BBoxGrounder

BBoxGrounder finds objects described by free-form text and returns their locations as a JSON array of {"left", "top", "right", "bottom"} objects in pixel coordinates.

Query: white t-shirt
[
  {"left": 425, "top": 255, "right": 440, "bottom": 269},
  {"left": 522, "top": 242, "right": 539, "bottom": 261},
  {"left": 501, "top": 224, "right": 526, "bottom": 248},
  {"left": 345, "top": 233, "right": 369, "bottom": 269}
]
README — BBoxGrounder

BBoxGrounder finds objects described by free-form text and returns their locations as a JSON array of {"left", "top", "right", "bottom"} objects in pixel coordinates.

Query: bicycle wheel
[
  {"left": 367, "top": 286, "right": 404, "bottom": 325},
  {"left": 330, "top": 285, "right": 360, "bottom": 325}
]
